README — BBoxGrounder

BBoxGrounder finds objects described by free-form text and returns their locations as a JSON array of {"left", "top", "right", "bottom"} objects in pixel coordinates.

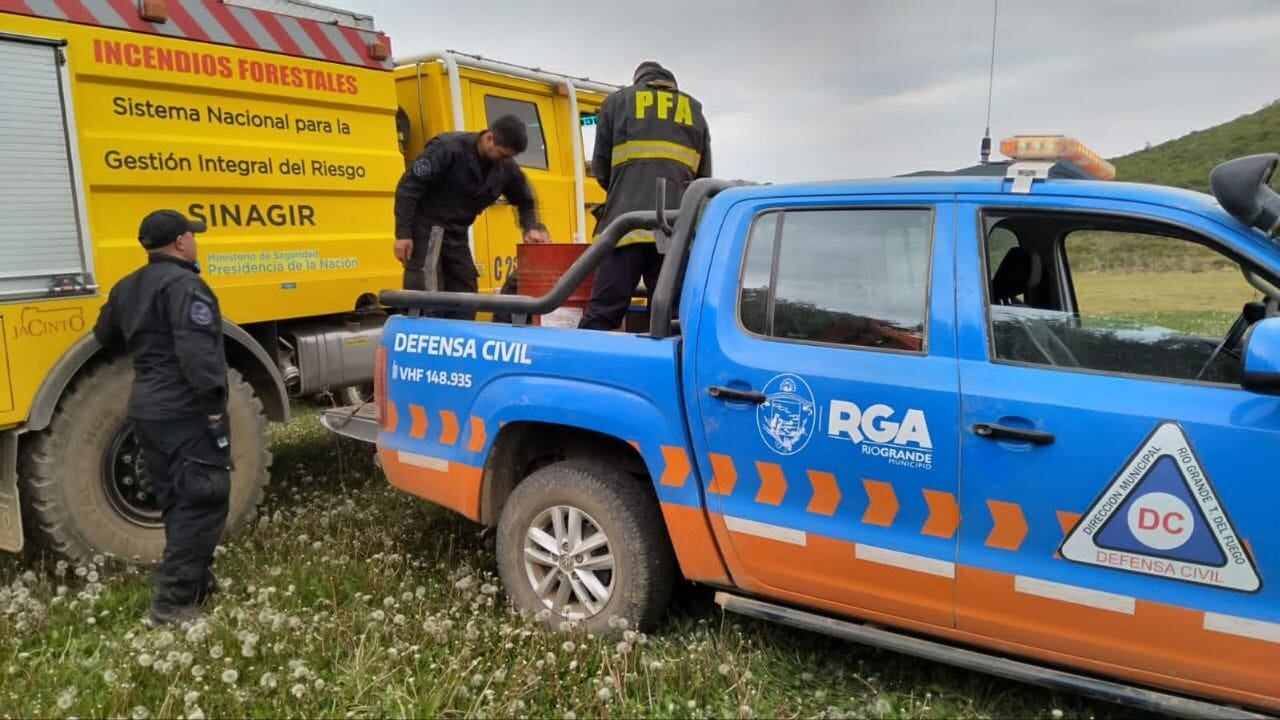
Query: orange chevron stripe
[
  {"left": 466, "top": 416, "right": 486, "bottom": 452},
  {"left": 707, "top": 453, "right": 737, "bottom": 496},
  {"left": 921, "top": 489, "right": 960, "bottom": 538},
  {"left": 985, "top": 500, "right": 1028, "bottom": 551},
  {"left": 659, "top": 445, "right": 691, "bottom": 488},
  {"left": 1056, "top": 510, "right": 1081, "bottom": 536},
  {"left": 754, "top": 461, "right": 787, "bottom": 506},
  {"left": 861, "top": 479, "right": 898, "bottom": 527},
  {"left": 438, "top": 409, "right": 459, "bottom": 446},
  {"left": 805, "top": 470, "right": 840, "bottom": 516},
  {"left": 408, "top": 404, "right": 428, "bottom": 439}
]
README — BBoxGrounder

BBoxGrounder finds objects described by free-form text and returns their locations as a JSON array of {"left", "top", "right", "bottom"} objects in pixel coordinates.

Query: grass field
[
  {"left": 0, "top": 407, "right": 1142, "bottom": 719},
  {"left": 1073, "top": 267, "right": 1257, "bottom": 335}
]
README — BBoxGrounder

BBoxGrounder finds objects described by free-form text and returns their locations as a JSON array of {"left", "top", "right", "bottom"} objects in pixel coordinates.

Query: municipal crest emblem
[{"left": 757, "top": 373, "right": 818, "bottom": 455}]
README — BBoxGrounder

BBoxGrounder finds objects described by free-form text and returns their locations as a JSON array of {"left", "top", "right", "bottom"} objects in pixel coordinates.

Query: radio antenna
[{"left": 980, "top": 0, "right": 999, "bottom": 164}]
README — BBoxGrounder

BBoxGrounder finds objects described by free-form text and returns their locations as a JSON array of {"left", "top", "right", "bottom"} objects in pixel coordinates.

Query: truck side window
[
  {"left": 986, "top": 219, "right": 1264, "bottom": 385},
  {"left": 483, "top": 95, "right": 549, "bottom": 170},
  {"left": 737, "top": 208, "right": 932, "bottom": 352}
]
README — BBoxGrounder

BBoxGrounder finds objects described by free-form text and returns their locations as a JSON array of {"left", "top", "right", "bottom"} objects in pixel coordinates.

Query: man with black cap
[
  {"left": 93, "top": 209, "right": 231, "bottom": 627},
  {"left": 579, "top": 61, "right": 712, "bottom": 331},
  {"left": 394, "top": 113, "right": 551, "bottom": 319}
]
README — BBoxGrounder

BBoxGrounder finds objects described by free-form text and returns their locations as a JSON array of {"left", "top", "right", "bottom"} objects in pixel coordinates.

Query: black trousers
[
  {"left": 579, "top": 242, "right": 662, "bottom": 331},
  {"left": 135, "top": 416, "right": 231, "bottom": 609},
  {"left": 403, "top": 234, "right": 479, "bottom": 321}
]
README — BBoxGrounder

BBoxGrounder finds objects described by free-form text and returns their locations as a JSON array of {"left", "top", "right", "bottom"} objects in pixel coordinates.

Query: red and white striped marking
[{"left": 1, "top": 0, "right": 392, "bottom": 69}]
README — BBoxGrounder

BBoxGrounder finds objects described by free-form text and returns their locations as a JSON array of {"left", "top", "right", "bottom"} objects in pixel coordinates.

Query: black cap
[{"left": 138, "top": 209, "right": 205, "bottom": 249}]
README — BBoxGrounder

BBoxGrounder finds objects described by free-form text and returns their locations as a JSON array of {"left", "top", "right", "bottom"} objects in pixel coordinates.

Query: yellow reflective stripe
[
  {"left": 615, "top": 229, "right": 655, "bottom": 247},
  {"left": 611, "top": 140, "right": 701, "bottom": 171}
]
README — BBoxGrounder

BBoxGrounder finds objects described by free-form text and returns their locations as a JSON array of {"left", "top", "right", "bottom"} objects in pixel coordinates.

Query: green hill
[{"left": 1110, "top": 100, "right": 1280, "bottom": 193}]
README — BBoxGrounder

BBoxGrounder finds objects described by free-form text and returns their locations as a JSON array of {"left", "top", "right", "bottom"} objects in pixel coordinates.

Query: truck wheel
[
  {"left": 496, "top": 460, "right": 675, "bottom": 635},
  {"left": 19, "top": 358, "right": 271, "bottom": 563}
]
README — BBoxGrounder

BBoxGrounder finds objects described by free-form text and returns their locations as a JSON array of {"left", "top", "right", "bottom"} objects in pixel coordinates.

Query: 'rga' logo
[
  {"left": 757, "top": 374, "right": 818, "bottom": 456},
  {"left": 828, "top": 401, "right": 933, "bottom": 470}
]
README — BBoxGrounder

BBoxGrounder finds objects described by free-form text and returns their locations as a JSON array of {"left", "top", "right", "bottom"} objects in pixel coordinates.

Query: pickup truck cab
[{"left": 348, "top": 144, "right": 1280, "bottom": 715}]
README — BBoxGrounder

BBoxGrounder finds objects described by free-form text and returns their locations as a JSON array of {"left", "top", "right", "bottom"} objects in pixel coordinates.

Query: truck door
[
  {"left": 689, "top": 195, "right": 960, "bottom": 628},
  {"left": 955, "top": 198, "right": 1279, "bottom": 701},
  {"left": 469, "top": 86, "right": 568, "bottom": 293}
]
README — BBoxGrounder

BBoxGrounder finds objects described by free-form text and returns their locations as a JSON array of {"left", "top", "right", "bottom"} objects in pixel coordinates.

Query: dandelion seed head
[
  {"left": 569, "top": 660, "right": 579, "bottom": 671},
  {"left": 313, "top": 678, "right": 325, "bottom": 691},
  {"left": 102, "top": 669, "right": 118, "bottom": 683},
  {"left": 220, "top": 669, "right": 238, "bottom": 684},
  {"left": 596, "top": 686, "right": 613, "bottom": 701},
  {"left": 131, "top": 705, "right": 151, "bottom": 719},
  {"left": 648, "top": 660, "right": 664, "bottom": 671},
  {"left": 183, "top": 691, "right": 199, "bottom": 706},
  {"left": 191, "top": 664, "right": 205, "bottom": 679},
  {"left": 290, "top": 683, "right": 305, "bottom": 699},
  {"left": 1050, "top": 711, "right": 1064, "bottom": 720},
  {"left": 137, "top": 653, "right": 155, "bottom": 668},
  {"left": 561, "top": 640, "right": 576, "bottom": 653},
  {"left": 615, "top": 641, "right": 632, "bottom": 655},
  {"left": 718, "top": 663, "right": 731, "bottom": 676},
  {"left": 187, "top": 706, "right": 205, "bottom": 720},
  {"left": 208, "top": 645, "right": 224, "bottom": 660},
  {"left": 86, "top": 571, "right": 99, "bottom": 583},
  {"left": 56, "top": 688, "right": 76, "bottom": 710}
]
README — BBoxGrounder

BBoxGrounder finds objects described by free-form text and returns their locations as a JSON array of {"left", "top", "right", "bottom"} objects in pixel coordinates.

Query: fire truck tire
[
  {"left": 19, "top": 358, "right": 271, "bottom": 564},
  {"left": 496, "top": 459, "right": 675, "bottom": 636}
]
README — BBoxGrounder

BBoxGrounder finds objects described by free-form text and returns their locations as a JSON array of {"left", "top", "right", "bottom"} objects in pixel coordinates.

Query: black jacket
[
  {"left": 394, "top": 131, "right": 539, "bottom": 244},
  {"left": 92, "top": 255, "right": 228, "bottom": 420},
  {"left": 593, "top": 66, "right": 711, "bottom": 246}
]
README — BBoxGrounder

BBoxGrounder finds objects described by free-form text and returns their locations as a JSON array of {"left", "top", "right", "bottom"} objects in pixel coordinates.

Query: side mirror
[
  {"left": 1243, "top": 316, "right": 1280, "bottom": 393},
  {"left": 1209, "top": 154, "right": 1280, "bottom": 238}
]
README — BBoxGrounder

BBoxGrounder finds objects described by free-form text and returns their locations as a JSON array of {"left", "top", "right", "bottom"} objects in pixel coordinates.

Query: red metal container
[{"left": 516, "top": 242, "right": 595, "bottom": 307}]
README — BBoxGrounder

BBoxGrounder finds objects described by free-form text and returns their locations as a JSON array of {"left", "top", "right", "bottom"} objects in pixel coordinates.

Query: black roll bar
[
  {"left": 379, "top": 210, "right": 677, "bottom": 314},
  {"left": 378, "top": 177, "right": 744, "bottom": 331}
]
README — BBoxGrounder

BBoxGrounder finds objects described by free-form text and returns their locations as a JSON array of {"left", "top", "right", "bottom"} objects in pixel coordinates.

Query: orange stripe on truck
[
  {"left": 378, "top": 445, "right": 481, "bottom": 521},
  {"left": 466, "top": 416, "right": 486, "bottom": 452},
  {"left": 658, "top": 502, "right": 730, "bottom": 586},
  {"left": 921, "top": 489, "right": 960, "bottom": 539},
  {"left": 707, "top": 453, "right": 737, "bottom": 496},
  {"left": 984, "top": 499, "right": 1028, "bottom": 551},
  {"left": 860, "top": 478, "right": 898, "bottom": 527},
  {"left": 805, "top": 470, "right": 840, "bottom": 516},
  {"left": 754, "top": 461, "right": 787, "bottom": 506}
]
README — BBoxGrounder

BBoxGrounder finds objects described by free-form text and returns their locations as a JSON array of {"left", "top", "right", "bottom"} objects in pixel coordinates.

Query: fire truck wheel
[
  {"left": 496, "top": 459, "right": 675, "bottom": 636},
  {"left": 20, "top": 358, "right": 272, "bottom": 564}
]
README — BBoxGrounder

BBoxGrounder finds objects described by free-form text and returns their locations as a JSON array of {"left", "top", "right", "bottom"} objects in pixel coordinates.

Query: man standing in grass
[{"left": 93, "top": 209, "right": 231, "bottom": 627}]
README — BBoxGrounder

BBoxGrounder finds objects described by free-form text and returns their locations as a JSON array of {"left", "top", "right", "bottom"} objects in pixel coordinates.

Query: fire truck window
[
  {"left": 738, "top": 208, "right": 932, "bottom": 352},
  {"left": 484, "top": 96, "right": 548, "bottom": 170},
  {"left": 580, "top": 111, "right": 598, "bottom": 177}
]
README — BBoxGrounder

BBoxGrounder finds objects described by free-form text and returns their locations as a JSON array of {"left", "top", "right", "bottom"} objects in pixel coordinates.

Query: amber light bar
[{"left": 1000, "top": 135, "right": 1117, "bottom": 181}]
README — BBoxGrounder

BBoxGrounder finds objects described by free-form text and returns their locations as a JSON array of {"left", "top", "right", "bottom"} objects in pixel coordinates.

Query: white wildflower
[
  {"left": 596, "top": 686, "right": 613, "bottom": 702},
  {"left": 480, "top": 583, "right": 498, "bottom": 595},
  {"left": 291, "top": 683, "right": 306, "bottom": 699},
  {"left": 369, "top": 609, "right": 386, "bottom": 623},
  {"left": 137, "top": 653, "right": 155, "bottom": 668},
  {"left": 562, "top": 640, "right": 576, "bottom": 653},
  {"left": 648, "top": 660, "right": 664, "bottom": 671},
  {"left": 208, "top": 645, "right": 224, "bottom": 659},
  {"left": 221, "top": 668, "right": 239, "bottom": 684},
  {"left": 102, "top": 668, "right": 119, "bottom": 684},
  {"left": 260, "top": 672, "right": 277, "bottom": 690},
  {"left": 56, "top": 688, "right": 76, "bottom": 711},
  {"left": 183, "top": 691, "right": 199, "bottom": 707},
  {"left": 131, "top": 705, "right": 150, "bottom": 719},
  {"left": 718, "top": 663, "right": 731, "bottom": 676},
  {"left": 187, "top": 706, "right": 205, "bottom": 720},
  {"left": 191, "top": 664, "right": 206, "bottom": 679},
  {"left": 1050, "top": 711, "right": 1064, "bottom": 720},
  {"left": 313, "top": 678, "right": 326, "bottom": 691}
]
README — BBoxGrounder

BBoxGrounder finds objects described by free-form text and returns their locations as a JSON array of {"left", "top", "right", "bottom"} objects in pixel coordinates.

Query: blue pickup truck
[{"left": 330, "top": 142, "right": 1280, "bottom": 716}]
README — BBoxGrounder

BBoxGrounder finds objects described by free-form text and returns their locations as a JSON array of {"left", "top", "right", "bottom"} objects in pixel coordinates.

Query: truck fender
[
  {"left": 468, "top": 377, "right": 732, "bottom": 586},
  {"left": 25, "top": 319, "right": 288, "bottom": 433}
]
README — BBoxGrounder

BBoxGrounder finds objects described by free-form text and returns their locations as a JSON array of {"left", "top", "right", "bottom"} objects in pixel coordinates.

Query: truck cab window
[
  {"left": 737, "top": 208, "right": 932, "bottom": 352},
  {"left": 985, "top": 218, "right": 1267, "bottom": 385},
  {"left": 483, "top": 95, "right": 548, "bottom": 170}
]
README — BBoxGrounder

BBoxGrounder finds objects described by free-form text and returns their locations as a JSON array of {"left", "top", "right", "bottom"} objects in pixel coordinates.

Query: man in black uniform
[
  {"left": 93, "top": 209, "right": 231, "bottom": 627},
  {"left": 579, "top": 61, "right": 712, "bottom": 331},
  {"left": 394, "top": 114, "right": 550, "bottom": 319}
]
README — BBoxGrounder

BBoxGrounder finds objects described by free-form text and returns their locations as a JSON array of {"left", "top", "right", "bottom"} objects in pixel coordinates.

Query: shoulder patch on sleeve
[
  {"left": 189, "top": 299, "right": 214, "bottom": 326},
  {"left": 412, "top": 156, "right": 433, "bottom": 177}
]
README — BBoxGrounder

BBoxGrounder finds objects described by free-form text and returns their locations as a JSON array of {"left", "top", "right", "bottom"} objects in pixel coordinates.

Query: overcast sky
[{"left": 344, "top": 0, "right": 1280, "bottom": 183}]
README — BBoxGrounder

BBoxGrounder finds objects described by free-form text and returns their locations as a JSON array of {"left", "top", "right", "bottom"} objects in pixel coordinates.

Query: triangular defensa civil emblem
[{"left": 1059, "top": 421, "right": 1260, "bottom": 592}]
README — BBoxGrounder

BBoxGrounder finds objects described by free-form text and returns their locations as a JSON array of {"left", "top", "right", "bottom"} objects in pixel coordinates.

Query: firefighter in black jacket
[
  {"left": 92, "top": 209, "right": 231, "bottom": 627},
  {"left": 393, "top": 114, "right": 550, "bottom": 319},
  {"left": 579, "top": 61, "right": 712, "bottom": 331}
]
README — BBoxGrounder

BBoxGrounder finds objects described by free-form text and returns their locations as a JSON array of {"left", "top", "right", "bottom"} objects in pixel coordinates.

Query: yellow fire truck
[{"left": 0, "top": 0, "right": 615, "bottom": 562}]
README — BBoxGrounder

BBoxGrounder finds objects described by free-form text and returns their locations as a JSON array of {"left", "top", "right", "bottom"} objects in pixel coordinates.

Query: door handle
[
  {"left": 972, "top": 422, "right": 1054, "bottom": 445},
  {"left": 707, "top": 386, "right": 767, "bottom": 404}
]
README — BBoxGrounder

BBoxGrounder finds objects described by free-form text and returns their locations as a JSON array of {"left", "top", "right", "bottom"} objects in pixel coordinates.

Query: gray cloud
[{"left": 348, "top": 0, "right": 1280, "bottom": 181}]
